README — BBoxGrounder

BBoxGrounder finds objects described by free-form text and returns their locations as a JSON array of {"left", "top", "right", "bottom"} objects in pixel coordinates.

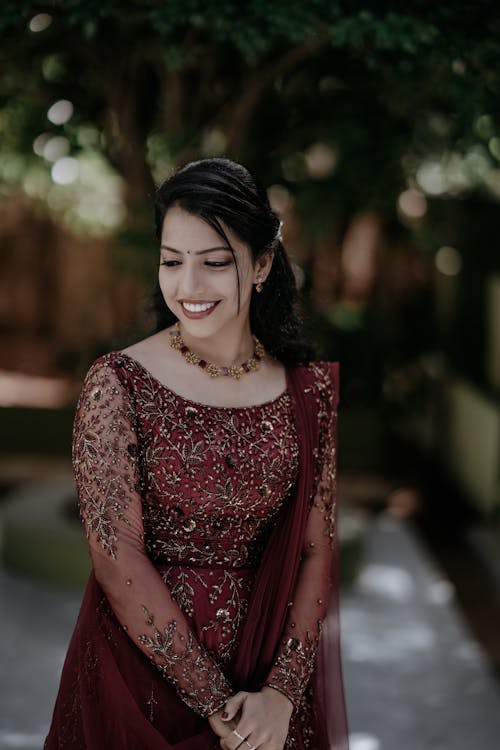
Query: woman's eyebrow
[{"left": 160, "top": 245, "right": 231, "bottom": 255}]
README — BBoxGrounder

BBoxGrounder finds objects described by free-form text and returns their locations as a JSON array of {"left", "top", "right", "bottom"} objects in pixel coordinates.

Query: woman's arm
[
  {"left": 73, "top": 358, "right": 234, "bottom": 718},
  {"left": 263, "top": 366, "right": 338, "bottom": 708},
  {"left": 217, "top": 363, "right": 339, "bottom": 749}
]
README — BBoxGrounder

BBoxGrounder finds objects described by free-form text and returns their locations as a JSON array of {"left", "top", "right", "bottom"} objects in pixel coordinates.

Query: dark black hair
[{"left": 151, "top": 157, "right": 316, "bottom": 366}]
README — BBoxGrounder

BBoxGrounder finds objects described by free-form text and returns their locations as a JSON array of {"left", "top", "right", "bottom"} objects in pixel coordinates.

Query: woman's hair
[{"left": 151, "top": 157, "right": 317, "bottom": 365}]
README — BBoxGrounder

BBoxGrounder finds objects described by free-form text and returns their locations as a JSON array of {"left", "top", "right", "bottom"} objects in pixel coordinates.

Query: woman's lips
[{"left": 179, "top": 300, "right": 220, "bottom": 319}]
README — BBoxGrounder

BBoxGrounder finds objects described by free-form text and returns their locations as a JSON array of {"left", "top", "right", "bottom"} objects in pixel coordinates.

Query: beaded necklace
[{"left": 168, "top": 327, "right": 266, "bottom": 380}]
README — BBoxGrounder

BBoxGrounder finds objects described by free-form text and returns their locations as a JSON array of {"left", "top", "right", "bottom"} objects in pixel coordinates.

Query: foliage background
[{"left": 2, "top": 1, "right": 500, "bottom": 409}]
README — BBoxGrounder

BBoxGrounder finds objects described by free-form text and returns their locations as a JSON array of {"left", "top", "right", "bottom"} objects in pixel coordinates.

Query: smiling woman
[
  {"left": 44, "top": 158, "right": 349, "bottom": 750},
  {"left": 155, "top": 205, "right": 272, "bottom": 392},
  {"left": 159, "top": 205, "right": 269, "bottom": 341}
]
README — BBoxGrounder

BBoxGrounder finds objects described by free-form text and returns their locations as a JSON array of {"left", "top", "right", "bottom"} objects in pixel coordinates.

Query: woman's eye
[{"left": 160, "top": 259, "right": 232, "bottom": 268}]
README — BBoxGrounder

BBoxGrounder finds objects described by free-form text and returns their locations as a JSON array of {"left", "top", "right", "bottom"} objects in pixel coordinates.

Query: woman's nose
[{"left": 178, "top": 261, "right": 204, "bottom": 295}]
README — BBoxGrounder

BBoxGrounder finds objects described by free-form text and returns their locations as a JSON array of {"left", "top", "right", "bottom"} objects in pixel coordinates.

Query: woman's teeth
[{"left": 182, "top": 302, "right": 217, "bottom": 312}]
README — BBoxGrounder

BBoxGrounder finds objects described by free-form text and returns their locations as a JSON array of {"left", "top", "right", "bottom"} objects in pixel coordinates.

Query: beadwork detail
[
  {"left": 138, "top": 606, "right": 232, "bottom": 716},
  {"left": 266, "top": 629, "right": 320, "bottom": 703},
  {"left": 71, "top": 350, "right": 337, "bottom": 734}
]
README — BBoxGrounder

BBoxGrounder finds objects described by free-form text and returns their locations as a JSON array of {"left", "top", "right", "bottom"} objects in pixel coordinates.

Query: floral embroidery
[
  {"left": 161, "top": 566, "right": 253, "bottom": 664},
  {"left": 71, "top": 351, "right": 337, "bottom": 728},
  {"left": 72, "top": 364, "right": 137, "bottom": 559},
  {"left": 138, "top": 606, "right": 232, "bottom": 717},
  {"left": 266, "top": 630, "right": 321, "bottom": 707},
  {"left": 312, "top": 363, "right": 338, "bottom": 548}
]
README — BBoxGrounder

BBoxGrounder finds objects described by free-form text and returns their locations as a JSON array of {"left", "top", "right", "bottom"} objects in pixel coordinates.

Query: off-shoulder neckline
[{"left": 109, "top": 351, "right": 291, "bottom": 411}]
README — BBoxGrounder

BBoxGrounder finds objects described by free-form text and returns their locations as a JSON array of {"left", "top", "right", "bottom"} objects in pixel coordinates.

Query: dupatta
[{"left": 231, "top": 361, "right": 349, "bottom": 750}]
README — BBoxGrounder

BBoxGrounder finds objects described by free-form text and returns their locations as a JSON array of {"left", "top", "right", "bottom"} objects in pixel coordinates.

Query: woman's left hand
[
  {"left": 208, "top": 709, "right": 239, "bottom": 739},
  {"left": 218, "top": 686, "right": 293, "bottom": 750}
]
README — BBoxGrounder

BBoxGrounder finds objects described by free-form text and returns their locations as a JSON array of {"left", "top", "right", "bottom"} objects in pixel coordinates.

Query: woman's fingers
[
  {"left": 220, "top": 727, "right": 248, "bottom": 750},
  {"left": 219, "top": 688, "right": 290, "bottom": 750},
  {"left": 235, "top": 734, "right": 260, "bottom": 750},
  {"left": 208, "top": 711, "right": 238, "bottom": 739},
  {"left": 220, "top": 727, "right": 264, "bottom": 750},
  {"left": 220, "top": 725, "right": 267, "bottom": 750},
  {"left": 221, "top": 691, "right": 249, "bottom": 722}
]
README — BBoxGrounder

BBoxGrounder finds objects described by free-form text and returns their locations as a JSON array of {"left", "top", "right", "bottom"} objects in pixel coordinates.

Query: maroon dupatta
[{"left": 231, "top": 362, "right": 348, "bottom": 749}]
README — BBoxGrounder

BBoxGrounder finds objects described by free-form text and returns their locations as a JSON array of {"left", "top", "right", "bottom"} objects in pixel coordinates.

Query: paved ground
[
  {"left": 342, "top": 515, "right": 500, "bottom": 750},
  {"left": 1, "top": 513, "right": 500, "bottom": 750}
]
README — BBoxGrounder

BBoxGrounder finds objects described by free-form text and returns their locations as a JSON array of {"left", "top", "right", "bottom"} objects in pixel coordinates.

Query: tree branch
[{"left": 224, "top": 36, "right": 327, "bottom": 155}]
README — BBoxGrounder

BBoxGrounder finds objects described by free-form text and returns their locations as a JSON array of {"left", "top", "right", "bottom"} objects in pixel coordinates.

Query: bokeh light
[
  {"left": 0, "top": 371, "right": 71, "bottom": 408},
  {"left": 397, "top": 188, "right": 427, "bottom": 221},
  {"left": 475, "top": 114, "right": 495, "bottom": 140},
  {"left": 304, "top": 142, "right": 338, "bottom": 178},
  {"left": 47, "top": 100, "right": 74, "bottom": 125},
  {"left": 349, "top": 733, "right": 381, "bottom": 750},
  {"left": 488, "top": 137, "right": 500, "bottom": 161},
  {"left": 464, "top": 145, "right": 491, "bottom": 179},
  {"left": 32, "top": 133, "right": 50, "bottom": 157},
  {"left": 42, "top": 136, "right": 70, "bottom": 162},
  {"left": 267, "top": 184, "right": 293, "bottom": 214},
  {"left": 416, "top": 160, "right": 446, "bottom": 195},
  {"left": 200, "top": 128, "right": 227, "bottom": 156},
  {"left": 28, "top": 13, "right": 52, "bottom": 33},
  {"left": 51, "top": 157, "right": 79, "bottom": 185},
  {"left": 435, "top": 246, "right": 462, "bottom": 276}
]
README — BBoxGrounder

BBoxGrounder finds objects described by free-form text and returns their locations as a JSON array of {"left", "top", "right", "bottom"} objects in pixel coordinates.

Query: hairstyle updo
[{"left": 152, "top": 157, "right": 316, "bottom": 365}]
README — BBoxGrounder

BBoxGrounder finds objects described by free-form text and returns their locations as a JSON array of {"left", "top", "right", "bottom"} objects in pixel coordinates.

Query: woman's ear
[{"left": 256, "top": 251, "right": 274, "bottom": 281}]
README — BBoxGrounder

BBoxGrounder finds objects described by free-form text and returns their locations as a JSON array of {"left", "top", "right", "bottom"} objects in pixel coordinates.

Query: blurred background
[{"left": 2, "top": 2, "right": 500, "bottom": 749}]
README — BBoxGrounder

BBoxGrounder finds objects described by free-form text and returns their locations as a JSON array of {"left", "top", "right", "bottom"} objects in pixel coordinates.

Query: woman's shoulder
[
  {"left": 79, "top": 350, "right": 135, "bottom": 395},
  {"left": 84, "top": 350, "right": 125, "bottom": 375},
  {"left": 83, "top": 332, "right": 162, "bottom": 380}
]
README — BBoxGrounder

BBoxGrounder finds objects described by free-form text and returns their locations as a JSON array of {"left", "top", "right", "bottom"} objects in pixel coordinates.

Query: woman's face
[{"left": 159, "top": 205, "right": 267, "bottom": 340}]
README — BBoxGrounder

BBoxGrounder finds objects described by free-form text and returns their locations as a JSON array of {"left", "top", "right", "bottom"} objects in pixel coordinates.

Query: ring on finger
[
  {"left": 232, "top": 731, "right": 246, "bottom": 742},
  {"left": 244, "top": 742, "right": 255, "bottom": 750}
]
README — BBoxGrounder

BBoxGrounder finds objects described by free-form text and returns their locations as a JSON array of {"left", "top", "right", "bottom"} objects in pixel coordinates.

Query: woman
[{"left": 44, "top": 158, "right": 349, "bottom": 750}]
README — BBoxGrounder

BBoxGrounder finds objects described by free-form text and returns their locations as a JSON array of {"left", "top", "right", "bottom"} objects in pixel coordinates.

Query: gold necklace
[{"left": 169, "top": 327, "right": 266, "bottom": 379}]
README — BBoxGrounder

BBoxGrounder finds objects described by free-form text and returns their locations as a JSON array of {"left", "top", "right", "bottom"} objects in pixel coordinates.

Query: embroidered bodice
[
  {"left": 73, "top": 352, "right": 338, "bottom": 720},
  {"left": 137, "top": 373, "right": 299, "bottom": 571}
]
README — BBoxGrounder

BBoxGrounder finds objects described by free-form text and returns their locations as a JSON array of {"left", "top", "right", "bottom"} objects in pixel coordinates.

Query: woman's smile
[{"left": 179, "top": 300, "right": 221, "bottom": 318}]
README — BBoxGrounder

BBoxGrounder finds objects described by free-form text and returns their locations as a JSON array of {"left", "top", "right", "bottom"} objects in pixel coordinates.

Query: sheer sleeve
[
  {"left": 72, "top": 358, "right": 234, "bottom": 718},
  {"left": 263, "top": 364, "right": 339, "bottom": 709}
]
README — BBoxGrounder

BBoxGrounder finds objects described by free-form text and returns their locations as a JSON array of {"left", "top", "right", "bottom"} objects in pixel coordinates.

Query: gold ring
[{"left": 232, "top": 731, "right": 245, "bottom": 742}]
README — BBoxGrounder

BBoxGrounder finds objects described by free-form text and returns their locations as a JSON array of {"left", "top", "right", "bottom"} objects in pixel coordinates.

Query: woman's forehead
[{"left": 161, "top": 206, "right": 250, "bottom": 257}]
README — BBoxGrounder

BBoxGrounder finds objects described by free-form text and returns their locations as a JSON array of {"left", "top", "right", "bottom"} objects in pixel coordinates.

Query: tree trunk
[{"left": 103, "top": 53, "right": 157, "bottom": 223}]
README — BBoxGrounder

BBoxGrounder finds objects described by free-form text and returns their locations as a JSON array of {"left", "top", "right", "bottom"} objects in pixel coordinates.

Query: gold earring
[{"left": 255, "top": 277, "right": 264, "bottom": 293}]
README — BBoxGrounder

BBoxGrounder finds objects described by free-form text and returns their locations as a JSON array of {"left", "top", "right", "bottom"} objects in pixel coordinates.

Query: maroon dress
[{"left": 44, "top": 352, "right": 348, "bottom": 750}]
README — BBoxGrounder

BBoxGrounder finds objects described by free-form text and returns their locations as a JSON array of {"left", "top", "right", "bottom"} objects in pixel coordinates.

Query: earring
[{"left": 255, "top": 277, "right": 264, "bottom": 293}]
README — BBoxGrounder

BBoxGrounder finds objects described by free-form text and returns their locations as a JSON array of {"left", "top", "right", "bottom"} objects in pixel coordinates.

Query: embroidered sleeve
[
  {"left": 263, "top": 363, "right": 339, "bottom": 709},
  {"left": 72, "top": 358, "right": 233, "bottom": 717}
]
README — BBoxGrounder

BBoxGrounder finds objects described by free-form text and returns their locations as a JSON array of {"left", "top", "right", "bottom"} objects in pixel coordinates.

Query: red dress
[{"left": 44, "top": 353, "right": 348, "bottom": 750}]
